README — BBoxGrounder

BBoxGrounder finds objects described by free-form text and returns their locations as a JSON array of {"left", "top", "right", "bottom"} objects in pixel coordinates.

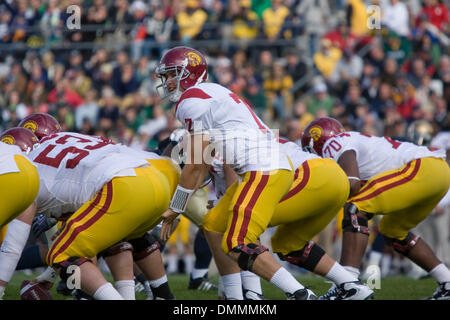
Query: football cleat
[
  {"left": 428, "top": 282, "right": 450, "bottom": 300},
  {"left": 244, "top": 289, "right": 265, "bottom": 300},
  {"left": 320, "top": 281, "right": 374, "bottom": 300},
  {"left": 56, "top": 279, "right": 76, "bottom": 296},
  {"left": 286, "top": 288, "right": 317, "bottom": 300},
  {"left": 188, "top": 274, "right": 218, "bottom": 291},
  {"left": 319, "top": 283, "right": 339, "bottom": 300}
]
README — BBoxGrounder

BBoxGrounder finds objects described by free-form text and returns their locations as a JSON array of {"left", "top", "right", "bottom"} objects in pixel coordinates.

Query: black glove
[{"left": 32, "top": 215, "right": 57, "bottom": 238}]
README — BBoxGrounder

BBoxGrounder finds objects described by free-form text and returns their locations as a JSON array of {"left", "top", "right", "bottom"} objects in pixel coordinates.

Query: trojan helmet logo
[
  {"left": 21, "top": 120, "right": 37, "bottom": 133},
  {"left": 186, "top": 52, "right": 202, "bottom": 67},
  {"left": 309, "top": 126, "right": 323, "bottom": 141},
  {"left": 1, "top": 135, "right": 15, "bottom": 145}
]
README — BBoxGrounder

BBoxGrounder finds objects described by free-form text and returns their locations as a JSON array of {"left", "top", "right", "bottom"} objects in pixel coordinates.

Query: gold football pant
[
  {"left": 0, "top": 155, "right": 39, "bottom": 227},
  {"left": 203, "top": 159, "right": 349, "bottom": 255},
  {"left": 46, "top": 165, "right": 173, "bottom": 265},
  {"left": 204, "top": 169, "right": 294, "bottom": 254},
  {"left": 349, "top": 157, "right": 450, "bottom": 240}
]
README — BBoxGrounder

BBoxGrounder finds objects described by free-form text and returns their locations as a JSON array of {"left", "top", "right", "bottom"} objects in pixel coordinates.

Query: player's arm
[
  {"left": 160, "top": 133, "right": 211, "bottom": 241},
  {"left": 337, "top": 150, "right": 361, "bottom": 197}
]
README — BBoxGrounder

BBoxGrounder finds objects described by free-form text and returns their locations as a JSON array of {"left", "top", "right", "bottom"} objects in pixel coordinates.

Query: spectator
[
  {"left": 243, "top": 78, "right": 267, "bottom": 119},
  {"left": 231, "top": 0, "right": 260, "bottom": 41},
  {"left": 330, "top": 48, "right": 364, "bottom": 85},
  {"left": 306, "top": 81, "right": 335, "bottom": 116},
  {"left": 346, "top": 0, "right": 369, "bottom": 36},
  {"left": 381, "top": 0, "right": 410, "bottom": 37},
  {"left": 112, "top": 62, "right": 140, "bottom": 97},
  {"left": 143, "top": 8, "right": 173, "bottom": 59},
  {"left": 313, "top": 38, "right": 342, "bottom": 80},
  {"left": 176, "top": 0, "right": 208, "bottom": 42},
  {"left": 97, "top": 86, "right": 120, "bottom": 136},
  {"left": 262, "top": 0, "right": 291, "bottom": 41},
  {"left": 263, "top": 60, "right": 293, "bottom": 121},
  {"left": 323, "top": 19, "right": 358, "bottom": 52},
  {"left": 415, "top": 0, "right": 449, "bottom": 31},
  {"left": 75, "top": 88, "right": 99, "bottom": 131},
  {"left": 296, "top": 0, "right": 331, "bottom": 56}
]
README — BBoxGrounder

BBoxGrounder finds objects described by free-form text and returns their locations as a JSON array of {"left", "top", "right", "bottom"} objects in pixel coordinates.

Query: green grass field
[{"left": 3, "top": 271, "right": 438, "bottom": 300}]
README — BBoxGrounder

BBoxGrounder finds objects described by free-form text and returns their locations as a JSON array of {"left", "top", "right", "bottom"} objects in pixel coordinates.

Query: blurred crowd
[{"left": 0, "top": 0, "right": 449, "bottom": 151}]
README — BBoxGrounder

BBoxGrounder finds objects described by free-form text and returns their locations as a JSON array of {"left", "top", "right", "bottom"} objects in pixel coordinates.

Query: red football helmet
[
  {"left": 0, "top": 127, "right": 40, "bottom": 153},
  {"left": 18, "top": 113, "right": 62, "bottom": 140},
  {"left": 301, "top": 117, "right": 345, "bottom": 156},
  {"left": 155, "top": 46, "right": 208, "bottom": 102}
]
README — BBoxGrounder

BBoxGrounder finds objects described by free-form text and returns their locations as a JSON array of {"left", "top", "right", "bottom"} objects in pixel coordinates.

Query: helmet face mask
[{"left": 156, "top": 63, "right": 190, "bottom": 103}]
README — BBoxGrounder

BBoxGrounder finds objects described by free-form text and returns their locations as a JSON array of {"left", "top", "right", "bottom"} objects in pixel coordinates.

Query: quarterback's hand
[
  {"left": 32, "top": 215, "right": 57, "bottom": 238},
  {"left": 160, "top": 208, "right": 179, "bottom": 242}
]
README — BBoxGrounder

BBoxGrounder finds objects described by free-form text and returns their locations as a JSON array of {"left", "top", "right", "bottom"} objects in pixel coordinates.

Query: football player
[
  {"left": 2, "top": 124, "right": 181, "bottom": 300},
  {"left": 202, "top": 138, "right": 374, "bottom": 300},
  {"left": 302, "top": 117, "right": 450, "bottom": 300},
  {"left": 0, "top": 128, "right": 40, "bottom": 299},
  {"left": 155, "top": 47, "right": 371, "bottom": 300}
]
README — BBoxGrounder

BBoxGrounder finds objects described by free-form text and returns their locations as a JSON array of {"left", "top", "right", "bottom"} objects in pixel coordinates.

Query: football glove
[{"left": 32, "top": 215, "right": 57, "bottom": 238}]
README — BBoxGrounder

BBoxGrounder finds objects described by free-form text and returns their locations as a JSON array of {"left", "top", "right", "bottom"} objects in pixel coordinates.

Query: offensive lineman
[{"left": 302, "top": 117, "right": 450, "bottom": 300}]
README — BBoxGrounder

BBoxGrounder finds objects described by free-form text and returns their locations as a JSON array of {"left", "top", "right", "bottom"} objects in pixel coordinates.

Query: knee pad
[
  {"left": 277, "top": 241, "right": 325, "bottom": 272},
  {"left": 53, "top": 257, "right": 91, "bottom": 283},
  {"left": 128, "top": 233, "right": 160, "bottom": 261},
  {"left": 383, "top": 232, "right": 420, "bottom": 256},
  {"left": 97, "top": 241, "right": 133, "bottom": 259},
  {"left": 342, "top": 203, "right": 370, "bottom": 235},
  {"left": 232, "top": 244, "right": 268, "bottom": 271}
]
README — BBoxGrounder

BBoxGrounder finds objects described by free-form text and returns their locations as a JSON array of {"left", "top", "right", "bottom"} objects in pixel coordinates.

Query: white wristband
[
  {"left": 348, "top": 176, "right": 361, "bottom": 181},
  {"left": 170, "top": 186, "right": 195, "bottom": 213}
]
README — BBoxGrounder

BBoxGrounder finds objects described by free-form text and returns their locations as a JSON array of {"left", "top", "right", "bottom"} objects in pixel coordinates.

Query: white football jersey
[
  {"left": 321, "top": 131, "right": 446, "bottom": 181},
  {"left": 431, "top": 132, "right": 450, "bottom": 151},
  {"left": 28, "top": 132, "right": 149, "bottom": 219},
  {"left": 210, "top": 140, "right": 318, "bottom": 198},
  {"left": 175, "top": 83, "right": 292, "bottom": 174},
  {"left": 0, "top": 141, "right": 31, "bottom": 175}
]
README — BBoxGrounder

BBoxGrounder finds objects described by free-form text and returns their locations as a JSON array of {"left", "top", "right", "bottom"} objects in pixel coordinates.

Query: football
[{"left": 20, "top": 280, "right": 53, "bottom": 300}]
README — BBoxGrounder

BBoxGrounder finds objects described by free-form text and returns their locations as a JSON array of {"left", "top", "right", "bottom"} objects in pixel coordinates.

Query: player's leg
[
  {"left": 128, "top": 232, "right": 175, "bottom": 300},
  {"left": 223, "top": 169, "right": 316, "bottom": 300},
  {"left": 46, "top": 168, "right": 170, "bottom": 299},
  {"left": 100, "top": 241, "right": 135, "bottom": 300},
  {"left": 0, "top": 155, "right": 39, "bottom": 299},
  {"left": 188, "top": 229, "right": 217, "bottom": 291}
]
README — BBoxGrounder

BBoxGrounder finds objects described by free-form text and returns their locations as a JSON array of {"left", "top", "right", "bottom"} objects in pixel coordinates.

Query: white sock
[
  {"left": 0, "top": 219, "right": 31, "bottom": 283},
  {"left": 241, "top": 271, "right": 262, "bottom": 294},
  {"left": 381, "top": 254, "right": 391, "bottom": 277},
  {"left": 222, "top": 273, "right": 243, "bottom": 300},
  {"left": 115, "top": 280, "right": 135, "bottom": 300},
  {"left": 0, "top": 286, "right": 5, "bottom": 299},
  {"left": 326, "top": 263, "right": 359, "bottom": 285},
  {"left": 183, "top": 254, "right": 195, "bottom": 275},
  {"left": 269, "top": 267, "right": 304, "bottom": 294},
  {"left": 367, "top": 251, "right": 382, "bottom": 267},
  {"left": 192, "top": 268, "right": 209, "bottom": 280},
  {"left": 429, "top": 263, "right": 450, "bottom": 284},
  {"left": 166, "top": 254, "right": 178, "bottom": 274},
  {"left": 343, "top": 266, "right": 360, "bottom": 279},
  {"left": 149, "top": 275, "right": 167, "bottom": 288},
  {"left": 36, "top": 267, "right": 58, "bottom": 284},
  {"left": 93, "top": 282, "right": 124, "bottom": 300},
  {"left": 218, "top": 276, "right": 225, "bottom": 299}
]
